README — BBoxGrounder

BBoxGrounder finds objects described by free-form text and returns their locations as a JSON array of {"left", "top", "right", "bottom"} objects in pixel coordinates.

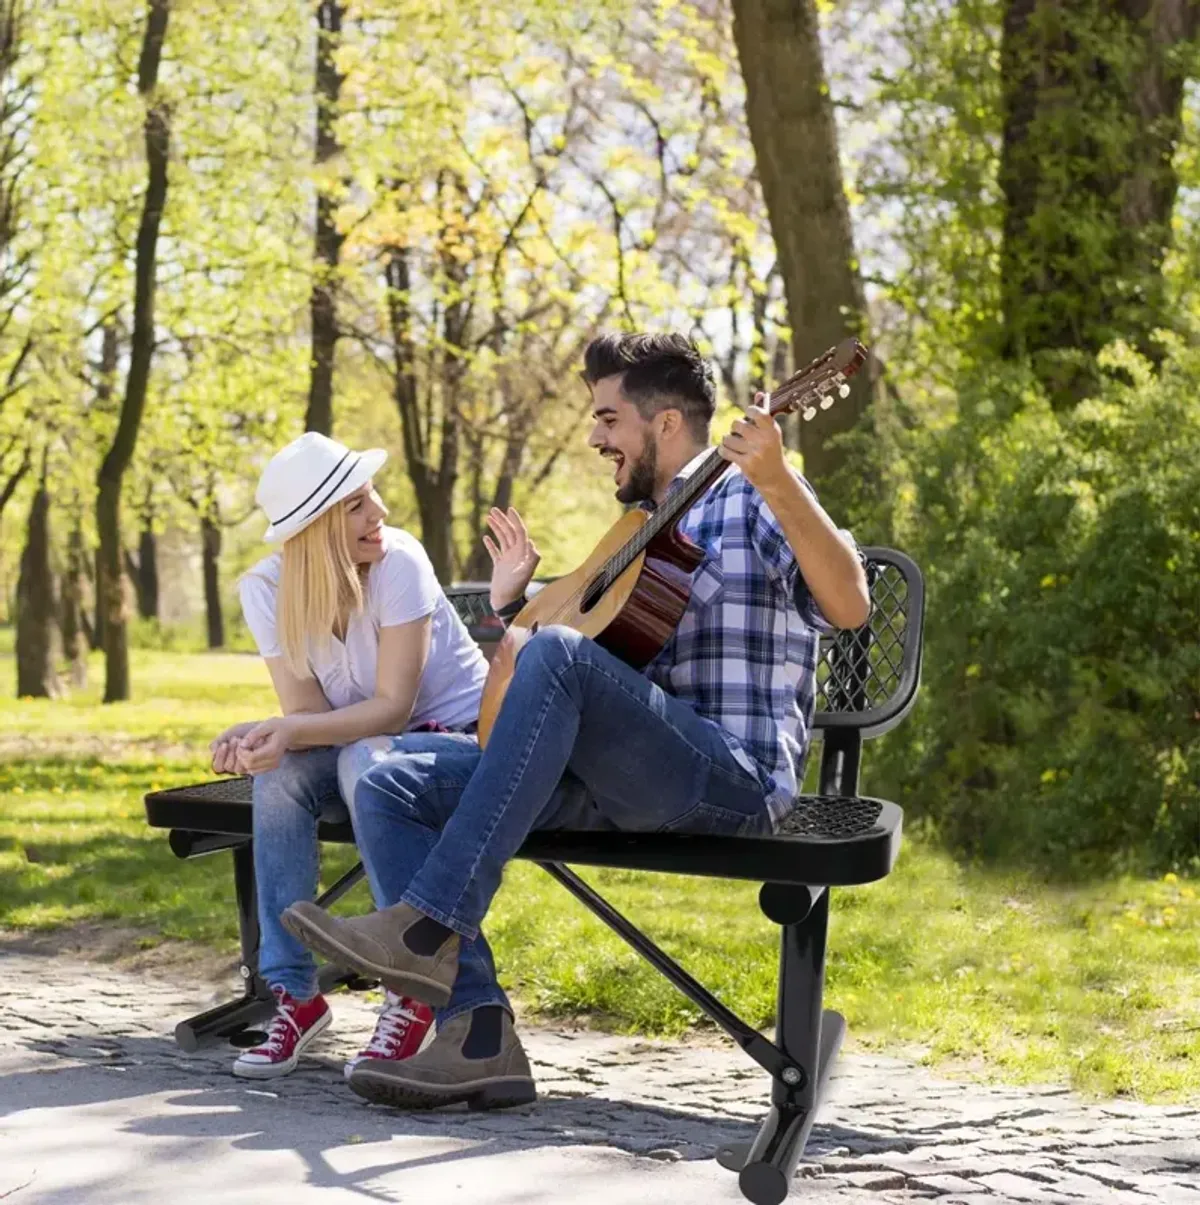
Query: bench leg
[
  {"left": 173, "top": 848, "right": 376, "bottom": 1051},
  {"left": 175, "top": 841, "right": 274, "bottom": 1052},
  {"left": 733, "top": 888, "right": 838, "bottom": 1205}
]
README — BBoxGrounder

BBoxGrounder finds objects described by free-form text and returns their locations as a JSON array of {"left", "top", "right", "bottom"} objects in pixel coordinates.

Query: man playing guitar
[{"left": 282, "top": 332, "right": 872, "bottom": 1111}]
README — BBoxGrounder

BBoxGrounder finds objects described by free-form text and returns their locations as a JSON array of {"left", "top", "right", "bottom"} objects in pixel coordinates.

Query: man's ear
[{"left": 655, "top": 407, "right": 684, "bottom": 440}]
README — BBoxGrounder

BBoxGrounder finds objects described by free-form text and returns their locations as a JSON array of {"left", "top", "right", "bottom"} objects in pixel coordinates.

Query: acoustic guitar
[{"left": 477, "top": 337, "right": 869, "bottom": 746}]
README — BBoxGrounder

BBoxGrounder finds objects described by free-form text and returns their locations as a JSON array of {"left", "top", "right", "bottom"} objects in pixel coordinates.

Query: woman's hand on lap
[
  {"left": 211, "top": 721, "right": 259, "bottom": 774},
  {"left": 210, "top": 739, "right": 239, "bottom": 775},
  {"left": 238, "top": 716, "right": 299, "bottom": 775}
]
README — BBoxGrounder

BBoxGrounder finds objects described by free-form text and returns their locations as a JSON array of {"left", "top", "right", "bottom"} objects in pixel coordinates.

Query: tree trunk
[
  {"left": 998, "top": 0, "right": 1200, "bottom": 404},
  {"left": 201, "top": 513, "right": 224, "bottom": 649},
  {"left": 16, "top": 479, "right": 59, "bottom": 699},
  {"left": 413, "top": 463, "right": 456, "bottom": 585},
  {"left": 461, "top": 425, "right": 489, "bottom": 582},
  {"left": 125, "top": 524, "right": 159, "bottom": 620},
  {"left": 304, "top": 0, "right": 345, "bottom": 436},
  {"left": 384, "top": 243, "right": 457, "bottom": 584},
  {"left": 59, "top": 522, "right": 89, "bottom": 689},
  {"left": 90, "top": 323, "right": 119, "bottom": 650},
  {"left": 91, "top": 544, "right": 105, "bottom": 650},
  {"left": 461, "top": 419, "right": 529, "bottom": 582},
  {"left": 96, "top": 0, "right": 169, "bottom": 703},
  {"left": 730, "top": 0, "right": 869, "bottom": 489}
]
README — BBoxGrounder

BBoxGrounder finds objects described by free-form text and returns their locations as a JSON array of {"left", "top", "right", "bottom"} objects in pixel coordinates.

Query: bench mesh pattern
[
  {"left": 776, "top": 795, "right": 883, "bottom": 839},
  {"left": 159, "top": 777, "right": 253, "bottom": 804},
  {"left": 445, "top": 587, "right": 499, "bottom": 629},
  {"left": 815, "top": 561, "right": 909, "bottom": 715}
]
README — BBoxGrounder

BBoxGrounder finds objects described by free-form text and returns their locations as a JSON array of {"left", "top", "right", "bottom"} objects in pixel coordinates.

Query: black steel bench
[{"left": 144, "top": 547, "right": 923, "bottom": 1205}]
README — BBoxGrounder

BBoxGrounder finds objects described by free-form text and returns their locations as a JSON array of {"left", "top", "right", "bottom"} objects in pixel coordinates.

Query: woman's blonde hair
[{"left": 276, "top": 502, "right": 364, "bottom": 677}]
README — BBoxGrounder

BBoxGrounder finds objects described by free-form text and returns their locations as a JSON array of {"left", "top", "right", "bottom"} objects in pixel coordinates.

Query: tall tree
[
  {"left": 89, "top": 321, "right": 120, "bottom": 650},
  {"left": 199, "top": 499, "right": 224, "bottom": 650},
  {"left": 304, "top": 0, "right": 345, "bottom": 436},
  {"left": 15, "top": 457, "right": 58, "bottom": 698},
  {"left": 95, "top": 0, "right": 170, "bottom": 703},
  {"left": 729, "top": 0, "right": 869, "bottom": 487},
  {"left": 59, "top": 517, "right": 90, "bottom": 688},
  {"left": 998, "top": 0, "right": 1200, "bottom": 403},
  {"left": 342, "top": 0, "right": 776, "bottom": 579},
  {"left": 0, "top": 0, "right": 34, "bottom": 514},
  {"left": 123, "top": 483, "right": 159, "bottom": 621}
]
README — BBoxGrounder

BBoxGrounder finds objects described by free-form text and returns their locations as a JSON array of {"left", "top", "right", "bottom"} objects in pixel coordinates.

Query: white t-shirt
[{"left": 239, "top": 527, "right": 486, "bottom": 730}]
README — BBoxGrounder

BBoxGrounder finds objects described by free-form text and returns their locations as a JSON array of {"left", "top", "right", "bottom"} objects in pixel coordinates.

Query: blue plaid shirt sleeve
[{"left": 744, "top": 474, "right": 863, "bottom": 634}]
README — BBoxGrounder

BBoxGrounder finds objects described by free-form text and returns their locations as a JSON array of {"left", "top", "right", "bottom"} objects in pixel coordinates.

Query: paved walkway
[{"left": 0, "top": 949, "right": 1197, "bottom": 1203}]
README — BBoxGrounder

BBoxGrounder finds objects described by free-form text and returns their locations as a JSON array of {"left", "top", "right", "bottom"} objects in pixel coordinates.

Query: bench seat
[{"left": 145, "top": 776, "right": 903, "bottom": 886}]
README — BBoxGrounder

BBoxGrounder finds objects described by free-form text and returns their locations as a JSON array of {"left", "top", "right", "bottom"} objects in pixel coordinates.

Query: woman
[{"left": 210, "top": 431, "right": 539, "bottom": 1080}]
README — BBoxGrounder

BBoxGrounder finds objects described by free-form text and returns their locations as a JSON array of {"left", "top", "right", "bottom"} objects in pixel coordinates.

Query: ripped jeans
[{"left": 251, "top": 739, "right": 402, "bottom": 999}]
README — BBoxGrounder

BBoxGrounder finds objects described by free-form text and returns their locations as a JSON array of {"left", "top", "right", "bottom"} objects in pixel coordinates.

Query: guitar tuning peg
[
  {"left": 838, "top": 383, "right": 850, "bottom": 398},
  {"left": 819, "top": 395, "right": 834, "bottom": 410},
  {"left": 802, "top": 406, "right": 817, "bottom": 421}
]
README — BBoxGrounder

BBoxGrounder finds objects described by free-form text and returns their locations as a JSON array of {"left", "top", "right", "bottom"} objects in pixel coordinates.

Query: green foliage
[
  {"left": 869, "top": 342, "right": 1200, "bottom": 873},
  {"left": 833, "top": 0, "right": 1200, "bottom": 874}
]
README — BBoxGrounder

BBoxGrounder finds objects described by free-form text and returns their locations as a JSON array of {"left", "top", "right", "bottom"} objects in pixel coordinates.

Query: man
[{"left": 282, "top": 332, "right": 871, "bottom": 1109}]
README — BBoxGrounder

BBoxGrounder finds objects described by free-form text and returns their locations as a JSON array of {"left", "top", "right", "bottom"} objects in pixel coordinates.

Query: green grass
[{"left": 1, "top": 645, "right": 1197, "bottom": 1102}]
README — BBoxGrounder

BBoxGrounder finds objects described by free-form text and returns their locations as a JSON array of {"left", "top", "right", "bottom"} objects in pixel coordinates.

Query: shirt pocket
[{"left": 687, "top": 554, "right": 724, "bottom": 614}]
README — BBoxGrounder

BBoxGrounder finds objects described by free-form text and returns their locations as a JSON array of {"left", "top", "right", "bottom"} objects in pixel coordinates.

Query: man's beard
[{"left": 615, "top": 432, "right": 657, "bottom": 505}]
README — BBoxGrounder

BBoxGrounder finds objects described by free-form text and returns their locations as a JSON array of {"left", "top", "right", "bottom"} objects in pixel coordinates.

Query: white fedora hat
[{"left": 256, "top": 432, "right": 388, "bottom": 544}]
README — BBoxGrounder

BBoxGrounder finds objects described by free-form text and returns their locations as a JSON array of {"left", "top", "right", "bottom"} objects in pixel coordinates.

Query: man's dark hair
[{"left": 581, "top": 332, "right": 716, "bottom": 442}]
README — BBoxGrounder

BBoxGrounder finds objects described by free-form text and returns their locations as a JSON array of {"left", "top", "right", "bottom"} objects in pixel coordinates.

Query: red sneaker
[
  {"left": 232, "top": 986, "right": 332, "bottom": 1079},
  {"left": 343, "top": 992, "right": 434, "bottom": 1081}
]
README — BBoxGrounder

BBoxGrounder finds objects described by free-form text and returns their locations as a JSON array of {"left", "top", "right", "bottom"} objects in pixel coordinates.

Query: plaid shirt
[{"left": 643, "top": 453, "right": 852, "bottom": 828}]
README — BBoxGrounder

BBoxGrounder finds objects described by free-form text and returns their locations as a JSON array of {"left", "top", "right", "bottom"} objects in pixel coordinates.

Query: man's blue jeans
[{"left": 353, "top": 625, "right": 772, "bottom": 1024}]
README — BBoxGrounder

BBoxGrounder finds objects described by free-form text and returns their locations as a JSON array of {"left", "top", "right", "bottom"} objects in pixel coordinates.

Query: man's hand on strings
[{"left": 719, "top": 393, "right": 790, "bottom": 493}]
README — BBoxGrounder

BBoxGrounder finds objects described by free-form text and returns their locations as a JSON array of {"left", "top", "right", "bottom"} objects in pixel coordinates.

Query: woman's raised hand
[{"left": 483, "top": 507, "right": 541, "bottom": 612}]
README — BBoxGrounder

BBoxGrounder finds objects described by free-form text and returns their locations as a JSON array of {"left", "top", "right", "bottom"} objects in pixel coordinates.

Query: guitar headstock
[{"left": 764, "top": 338, "right": 868, "bottom": 422}]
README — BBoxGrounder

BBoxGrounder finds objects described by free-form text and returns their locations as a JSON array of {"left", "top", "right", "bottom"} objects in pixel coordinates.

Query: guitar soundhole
[{"left": 580, "top": 576, "right": 607, "bottom": 614}]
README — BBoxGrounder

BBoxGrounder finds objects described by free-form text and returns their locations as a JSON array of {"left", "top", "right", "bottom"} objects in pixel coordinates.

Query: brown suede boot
[
  {"left": 281, "top": 900, "right": 460, "bottom": 1008},
  {"left": 348, "top": 1008, "right": 536, "bottom": 1111}
]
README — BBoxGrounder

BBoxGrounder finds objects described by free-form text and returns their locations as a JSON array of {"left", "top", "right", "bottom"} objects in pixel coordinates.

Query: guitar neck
[
  {"left": 637, "top": 363, "right": 829, "bottom": 544},
  {"left": 646, "top": 449, "right": 728, "bottom": 537}
]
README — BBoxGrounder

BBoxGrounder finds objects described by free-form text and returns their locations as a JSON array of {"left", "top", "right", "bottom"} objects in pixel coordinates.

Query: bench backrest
[
  {"left": 446, "top": 545, "right": 924, "bottom": 746},
  {"left": 814, "top": 547, "right": 924, "bottom": 740}
]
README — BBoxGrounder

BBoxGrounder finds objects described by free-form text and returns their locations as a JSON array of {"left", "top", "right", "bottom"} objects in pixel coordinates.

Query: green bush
[{"left": 869, "top": 342, "right": 1200, "bottom": 874}]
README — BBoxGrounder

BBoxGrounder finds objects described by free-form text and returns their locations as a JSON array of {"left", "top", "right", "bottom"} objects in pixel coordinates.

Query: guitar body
[{"left": 477, "top": 508, "right": 705, "bottom": 746}]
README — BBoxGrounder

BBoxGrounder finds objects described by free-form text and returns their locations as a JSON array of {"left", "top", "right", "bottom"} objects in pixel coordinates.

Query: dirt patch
[
  {"left": 0, "top": 734, "right": 204, "bottom": 763},
  {"left": 0, "top": 922, "right": 241, "bottom": 992}
]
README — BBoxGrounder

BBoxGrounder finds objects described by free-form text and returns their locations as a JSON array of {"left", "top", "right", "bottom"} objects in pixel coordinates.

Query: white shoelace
[
  {"left": 254, "top": 1000, "right": 301, "bottom": 1055},
  {"left": 361, "top": 996, "right": 421, "bottom": 1059}
]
